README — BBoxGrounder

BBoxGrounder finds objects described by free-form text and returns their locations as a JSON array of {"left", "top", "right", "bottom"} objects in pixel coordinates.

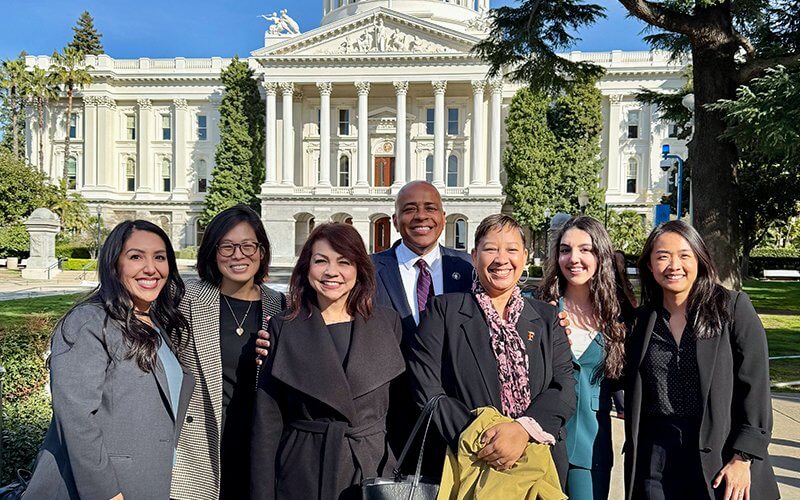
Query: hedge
[
  {"left": 0, "top": 224, "right": 29, "bottom": 258},
  {"left": 61, "top": 258, "right": 97, "bottom": 271},
  {"left": 750, "top": 248, "right": 800, "bottom": 258},
  {"left": 55, "top": 245, "right": 92, "bottom": 259}
]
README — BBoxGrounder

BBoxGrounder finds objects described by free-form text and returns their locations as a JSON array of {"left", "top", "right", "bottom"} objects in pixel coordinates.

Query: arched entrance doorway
[{"left": 372, "top": 216, "right": 391, "bottom": 252}]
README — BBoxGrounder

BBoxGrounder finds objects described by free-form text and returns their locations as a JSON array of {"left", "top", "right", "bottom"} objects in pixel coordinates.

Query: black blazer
[
  {"left": 250, "top": 305, "right": 406, "bottom": 500},
  {"left": 408, "top": 292, "right": 576, "bottom": 483},
  {"left": 623, "top": 290, "right": 779, "bottom": 500}
]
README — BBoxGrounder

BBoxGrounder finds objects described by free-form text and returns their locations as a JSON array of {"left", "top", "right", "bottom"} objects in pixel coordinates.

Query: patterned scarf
[{"left": 471, "top": 278, "right": 531, "bottom": 418}]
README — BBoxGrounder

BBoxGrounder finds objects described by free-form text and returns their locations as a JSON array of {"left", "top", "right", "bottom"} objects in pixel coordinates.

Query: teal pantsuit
[{"left": 565, "top": 334, "right": 614, "bottom": 500}]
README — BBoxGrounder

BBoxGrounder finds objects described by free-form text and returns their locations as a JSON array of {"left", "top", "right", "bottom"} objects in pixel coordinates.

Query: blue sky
[{"left": 1, "top": 0, "right": 651, "bottom": 60}]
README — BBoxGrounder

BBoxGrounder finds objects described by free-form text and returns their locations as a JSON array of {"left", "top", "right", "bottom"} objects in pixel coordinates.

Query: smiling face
[
  {"left": 471, "top": 226, "right": 529, "bottom": 299},
  {"left": 307, "top": 237, "right": 357, "bottom": 311},
  {"left": 558, "top": 228, "right": 598, "bottom": 290},
  {"left": 392, "top": 182, "right": 445, "bottom": 256},
  {"left": 215, "top": 221, "right": 264, "bottom": 288},
  {"left": 117, "top": 229, "right": 169, "bottom": 313},
  {"left": 648, "top": 231, "right": 698, "bottom": 302}
]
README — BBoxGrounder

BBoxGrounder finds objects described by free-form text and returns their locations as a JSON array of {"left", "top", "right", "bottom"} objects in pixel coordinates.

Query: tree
[
  {"left": 606, "top": 210, "right": 649, "bottom": 255},
  {"left": 0, "top": 54, "right": 28, "bottom": 158},
  {"left": 26, "top": 67, "right": 58, "bottom": 171},
  {"left": 201, "top": 58, "right": 258, "bottom": 223},
  {"left": 68, "top": 11, "right": 104, "bottom": 55},
  {"left": 50, "top": 47, "right": 93, "bottom": 181},
  {"left": 240, "top": 64, "right": 265, "bottom": 192},
  {"left": 477, "top": 0, "right": 800, "bottom": 288},
  {"left": 504, "top": 82, "right": 605, "bottom": 237}
]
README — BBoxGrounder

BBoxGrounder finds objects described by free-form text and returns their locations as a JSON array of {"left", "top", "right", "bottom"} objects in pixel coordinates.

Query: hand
[
  {"left": 476, "top": 422, "right": 529, "bottom": 471},
  {"left": 255, "top": 329, "right": 270, "bottom": 365},
  {"left": 712, "top": 454, "right": 752, "bottom": 500},
  {"left": 549, "top": 301, "right": 572, "bottom": 343},
  {"left": 615, "top": 411, "right": 624, "bottom": 420}
]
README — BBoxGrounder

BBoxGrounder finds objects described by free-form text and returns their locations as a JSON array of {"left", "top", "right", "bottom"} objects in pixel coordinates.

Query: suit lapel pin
[
  {"left": 527, "top": 331, "right": 535, "bottom": 341},
  {"left": 452, "top": 272, "right": 461, "bottom": 280}
]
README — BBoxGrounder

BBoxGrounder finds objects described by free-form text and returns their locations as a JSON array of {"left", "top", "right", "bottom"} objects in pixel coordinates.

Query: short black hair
[{"left": 197, "top": 204, "right": 272, "bottom": 285}]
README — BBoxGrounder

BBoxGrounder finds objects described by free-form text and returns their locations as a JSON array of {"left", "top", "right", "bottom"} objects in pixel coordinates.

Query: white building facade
[{"left": 26, "top": 0, "right": 688, "bottom": 265}]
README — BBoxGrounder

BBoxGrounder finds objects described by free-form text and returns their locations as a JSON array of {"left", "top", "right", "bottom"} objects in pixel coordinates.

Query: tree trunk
[
  {"left": 37, "top": 98, "right": 45, "bottom": 173},
  {"left": 63, "top": 85, "right": 73, "bottom": 183},
  {"left": 689, "top": 5, "right": 742, "bottom": 289}
]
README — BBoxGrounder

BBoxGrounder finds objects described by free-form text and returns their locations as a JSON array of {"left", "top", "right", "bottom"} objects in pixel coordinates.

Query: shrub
[
  {"left": 751, "top": 247, "right": 800, "bottom": 258},
  {"left": 55, "top": 244, "right": 91, "bottom": 259},
  {"left": 0, "top": 224, "right": 29, "bottom": 258},
  {"left": 60, "top": 258, "right": 97, "bottom": 271},
  {"left": 175, "top": 246, "right": 198, "bottom": 259}
]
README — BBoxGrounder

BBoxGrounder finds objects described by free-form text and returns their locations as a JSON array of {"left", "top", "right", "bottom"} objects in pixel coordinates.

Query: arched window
[
  {"left": 66, "top": 156, "right": 77, "bottom": 189},
  {"left": 195, "top": 219, "right": 205, "bottom": 246},
  {"left": 161, "top": 158, "right": 172, "bottom": 192},
  {"left": 447, "top": 154, "right": 458, "bottom": 187},
  {"left": 425, "top": 155, "right": 433, "bottom": 183},
  {"left": 125, "top": 157, "right": 136, "bottom": 192},
  {"left": 338, "top": 155, "right": 350, "bottom": 187},
  {"left": 455, "top": 218, "right": 467, "bottom": 250},
  {"left": 626, "top": 157, "right": 638, "bottom": 193},
  {"left": 197, "top": 159, "right": 208, "bottom": 192}
]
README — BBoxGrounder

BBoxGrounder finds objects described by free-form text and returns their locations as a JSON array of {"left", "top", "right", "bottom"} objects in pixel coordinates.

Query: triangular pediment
[{"left": 252, "top": 9, "right": 481, "bottom": 59}]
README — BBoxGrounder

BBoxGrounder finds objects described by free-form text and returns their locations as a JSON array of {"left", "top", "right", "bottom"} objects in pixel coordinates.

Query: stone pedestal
[{"left": 22, "top": 208, "right": 61, "bottom": 280}]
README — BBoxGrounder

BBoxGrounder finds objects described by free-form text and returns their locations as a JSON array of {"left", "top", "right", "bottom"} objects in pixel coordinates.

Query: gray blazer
[{"left": 23, "top": 302, "right": 194, "bottom": 500}]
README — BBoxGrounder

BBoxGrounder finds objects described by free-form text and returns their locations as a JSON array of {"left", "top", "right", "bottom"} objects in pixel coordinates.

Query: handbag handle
[{"left": 393, "top": 394, "right": 446, "bottom": 487}]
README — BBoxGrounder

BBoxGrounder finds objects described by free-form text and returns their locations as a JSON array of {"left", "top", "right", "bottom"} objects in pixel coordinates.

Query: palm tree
[
  {"left": 0, "top": 55, "right": 29, "bottom": 159},
  {"left": 50, "top": 47, "right": 92, "bottom": 182},
  {"left": 26, "top": 66, "right": 58, "bottom": 172}
]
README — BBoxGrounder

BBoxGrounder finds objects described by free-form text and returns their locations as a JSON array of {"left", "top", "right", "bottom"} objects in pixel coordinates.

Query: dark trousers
[{"left": 634, "top": 416, "right": 709, "bottom": 500}]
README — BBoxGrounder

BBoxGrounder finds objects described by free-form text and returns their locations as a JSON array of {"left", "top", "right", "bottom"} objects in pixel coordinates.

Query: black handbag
[
  {"left": 0, "top": 469, "right": 31, "bottom": 500},
  {"left": 362, "top": 394, "right": 446, "bottom": 500}
]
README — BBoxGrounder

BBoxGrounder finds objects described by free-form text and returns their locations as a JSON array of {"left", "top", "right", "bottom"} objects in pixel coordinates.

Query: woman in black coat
[
  {"left": 624, "top": 221, "right": 779, "bottom": 500},
  {"left": 409, "top": 214, "right": 575, "bottom": 485},
  {"left": 251, "top": 223, "right": 406, "bottom": 500}
]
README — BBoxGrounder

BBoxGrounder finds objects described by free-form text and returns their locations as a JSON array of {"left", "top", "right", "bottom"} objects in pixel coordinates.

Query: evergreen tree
[
  {"left": 50, "top": 47, "right": 93, "bottom": 182},
  {"left": 241, "top": 64, "right": 265, "bottom": 192},
  {"left": 202, "top": 58, "right": 257, "bottom": 224},
  {"left": 0, "top": 55, "right": 28, "bottom": 158},
  {"left": 68, "top": 11, "right": 104, "bottom": 55}
]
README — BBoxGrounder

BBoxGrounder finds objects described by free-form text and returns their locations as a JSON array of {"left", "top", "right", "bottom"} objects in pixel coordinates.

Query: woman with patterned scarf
[{"left": 408, "top": 214, "right": 576, "bottom": 489}]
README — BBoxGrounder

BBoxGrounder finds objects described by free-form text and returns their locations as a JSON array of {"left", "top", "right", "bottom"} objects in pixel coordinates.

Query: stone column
[
  {"left": 96, "top": 97, "right": 116, "bottom": 188},
  {"left": 355, "top": 81, "right": 370, "bottom": 187},
  {"left": 82, "top": 97, "right": 98, "bottom": 187},
  {"left": 606, "top": 94, "right": 622, "bottom": 194},
  {"left": 262, "top": 82, "right": 278, "bottom": 186},
  {"left": 136, "top": 98, "right": 153, "bottom": 193},
  {"left": 432, "top": 80, "right": 447, "bottom": 188},
  {"left": 293, "top": 90, "right": 304, "bottom": 186},
  {"left": 317, "top": 82, "right": 332, "bottom": 188},
  {"left": 279, "top": 82, "right": 295, "bottom": 186},
  {"left": 488, "top": 78, "right": 503, "bottom": 186},
  {"left": 172, "top": 98, "right": 189, "bottom": 199},
  {"left": 470, "top": 80, "right": 485, "bottom": 185},
  {"left": 22, "top": 208, "right": 61, "bottom": 280},
  {"left": 393, "top": 81, "right": 408, "bottom": 187}
]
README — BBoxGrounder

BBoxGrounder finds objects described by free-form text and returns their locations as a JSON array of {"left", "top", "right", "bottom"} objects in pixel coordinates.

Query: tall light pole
[
  {"left": 661, "top": 144, "right": 685, "bottom": 221},
  {"left": 681, "top": 93, "right": 695, "bottom": 224}
]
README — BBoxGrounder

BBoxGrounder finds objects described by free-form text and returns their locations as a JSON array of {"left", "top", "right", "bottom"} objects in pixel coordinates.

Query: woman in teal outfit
[{"left": 540, "top": 216, "right": 627, "bottom": 499}]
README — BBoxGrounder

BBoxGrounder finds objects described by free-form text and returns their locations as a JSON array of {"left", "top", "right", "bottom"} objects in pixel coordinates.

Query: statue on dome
[
  {"left": 259, "top": 12, "right": 286, "bottom": 34},
  {"left": 280, "top": 10, "right": 301, "bottom": 34}
]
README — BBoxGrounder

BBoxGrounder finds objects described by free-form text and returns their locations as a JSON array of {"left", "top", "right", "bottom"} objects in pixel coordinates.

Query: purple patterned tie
[{"left": 415, "top": 259, "right": 435, "bottom": 313}]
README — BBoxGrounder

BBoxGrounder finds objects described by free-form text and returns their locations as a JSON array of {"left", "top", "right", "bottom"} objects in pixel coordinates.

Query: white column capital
[
  {"left": 137, "top": 98, "right": 152, "bottom": 110},
  {"left": 355, "top": 81, "right": 371, "bottom": 96},
  {"left": 471, "top": 80, "right": 486, "bottom": 94},
  {"left": 316, "top": 82, "right": 333, "bottom": 96},
  {"left": 432, "top": 80, "right": 448, "bottom": 95},
  {"left": 278, "top": 82, "right": 295, "bottom": 95},
  {"left": 97, "top": 96, "right": 116, "bottom": 109},
  {"left": 262, "top": 81, "right": 278, "bottom": 95},
  {"left": 293, "top": 90, "right": 304, "bottom": 102},
  {"left": 83, "top": 96, "right": 100, "bottom": 107},
  {"left": 173, "top": 98, "right": 188, "bottom": 110},
  {"left": 488, "top": 78, "right": 504, "bottom": 94},
  {"left": 393, "top": 81, "right": 409, "bottom": 95},
  {"left": 609, "top": 93, "right": 623, "bottom": 104}
]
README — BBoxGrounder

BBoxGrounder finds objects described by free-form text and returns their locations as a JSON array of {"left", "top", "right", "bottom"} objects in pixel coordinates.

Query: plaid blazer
[{"left": 169, "top": 279, "right": 286, "bottom": 500}]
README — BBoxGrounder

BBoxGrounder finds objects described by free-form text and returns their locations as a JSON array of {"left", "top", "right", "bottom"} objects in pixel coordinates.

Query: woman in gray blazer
[{"left": 24, "top": 220, "right": 194, "bottom": 500}]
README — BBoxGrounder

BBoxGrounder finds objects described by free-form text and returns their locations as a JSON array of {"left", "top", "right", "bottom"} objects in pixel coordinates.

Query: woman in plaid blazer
[{"left": 170, "top": 205, "right": 286, "bottom": 500}]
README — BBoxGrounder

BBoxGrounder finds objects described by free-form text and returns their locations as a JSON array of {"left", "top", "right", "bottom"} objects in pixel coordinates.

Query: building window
[
  {"left": 668, "top": 123, "right": 680, "bottom": 138},
  {"left": 162, "top": 158, "right": 172, "bottom": 192},
  {"left": 197, "top": 115, "right": 207, "bottom": 141},
  {"left": 66, "top": 156, "right": 77, "bottom": 189},
  {"left": 338, "top": 109, "right": 350, "bottom": 136},
  {"left": 425, "top": 155, "right": 433, "bottom": 182},
  {"left": 69, "top": 114, "right": 78, "bottom": 139},
  {"left": 338, "top": 155, "right": 350, "bottom": 186},
  {"left": 161, "top": 114, "right": 171, "bottom": 140},
  {"left": 425, "top": 108, "right": 434, "bottom": 135},
  {"left": 197, "top": 159, "right": 208, "bottom": 192},
  {"left": 126, "top": 114, "right": 136, "bottom": 140},
  {"left": 316, "top": 108, "right": 321, "bottom": 135},
  {"left": 196, "top": 220, "right": 205, "bottom": 246},
  {"left": 627, "top": 110, "right": 640, "bottom": 139},
  {"left": 455, "top": 218, "right": 466, "bottom": 250},
  {"left": 315, "top": 154, "right": 321, "bottom": 183},
  {"left": 447, "top": 108, "right": 459, "bottom": 135},
  {"left": 627, "top": 157, "right": 638, "bottom": 193},
  {"left": 447, "top": 155, "right": 458, "bottom": 187},
  {"left": 126, "top": 157, "right": 136, "bottom": 191}
]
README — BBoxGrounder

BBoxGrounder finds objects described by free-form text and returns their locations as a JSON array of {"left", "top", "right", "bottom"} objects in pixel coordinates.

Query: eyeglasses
[{"left": 216, "top": 242, "right": 261, "bottom": 257}]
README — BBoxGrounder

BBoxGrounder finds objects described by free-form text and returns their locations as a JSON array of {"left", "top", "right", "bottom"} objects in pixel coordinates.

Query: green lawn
[
  {"left": 0, "top": 293, "right": 85, "bottom": 329},
  {"left": 743, "top": 279, "right": 800, "bottom": 312}
]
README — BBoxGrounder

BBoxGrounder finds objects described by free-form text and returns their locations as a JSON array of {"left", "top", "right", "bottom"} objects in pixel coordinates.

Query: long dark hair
[
  {"left": 67, "top": 220, "right": 187, "bottom": 372},
  {"left": 288, "top": 223, "right": 375, "bottom": 320},
  {"left": 638, "top": 221, "right": 729, "bottom": 339},
  {"left": 539, "top": 216, "right": 626, "bottom": 380},
  {"left": 196, "top": 204, "right": 272, "bottom": 285}
]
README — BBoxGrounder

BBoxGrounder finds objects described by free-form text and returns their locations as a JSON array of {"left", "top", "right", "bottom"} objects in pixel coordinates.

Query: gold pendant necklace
[{"left": 222, "top": 294, "right": 253, "bottom": 336}]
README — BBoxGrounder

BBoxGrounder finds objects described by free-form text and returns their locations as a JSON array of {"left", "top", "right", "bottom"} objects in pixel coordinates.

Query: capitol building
[{"left": 25, "top": 0, "right": 688, "bottom": 265}]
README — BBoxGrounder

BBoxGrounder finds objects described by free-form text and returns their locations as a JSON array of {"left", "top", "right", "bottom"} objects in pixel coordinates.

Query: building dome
[{"left": 320, "top": 0, "right": 489, "bottom": 32}]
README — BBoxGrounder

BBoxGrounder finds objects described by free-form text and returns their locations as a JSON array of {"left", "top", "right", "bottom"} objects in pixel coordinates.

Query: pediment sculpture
[
  {"left": 323, "top": 16, "right": 452, "bottom": 54},
  {"left": 260, "top": 9, "right": 301, "bottom": 35}
]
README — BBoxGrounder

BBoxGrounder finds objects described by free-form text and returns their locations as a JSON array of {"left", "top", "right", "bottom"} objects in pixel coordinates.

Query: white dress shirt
[{"left": 395, "top": 242, "right": 443, "bottom": 325}]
